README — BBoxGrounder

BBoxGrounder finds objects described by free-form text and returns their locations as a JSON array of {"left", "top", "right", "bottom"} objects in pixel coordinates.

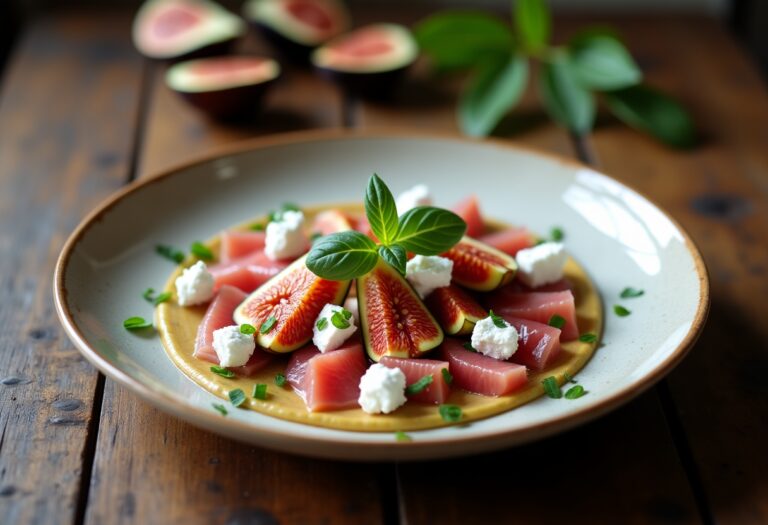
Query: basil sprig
[{"left": 306, "top": 175, "right": 466, "bottom": 281}]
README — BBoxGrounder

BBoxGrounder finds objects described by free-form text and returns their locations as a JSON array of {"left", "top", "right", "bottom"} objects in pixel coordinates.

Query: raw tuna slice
[
  {"left": 506, "top": 278, "right": 573, "bottom": 293},
  {"left": 354, "top": 214, "right": 379, "bottom": 242},
  {"left": 231, "top": 347, "right": 273, "bottom": 376},
  {"left": 312, "top": 209, "right": 353, "bottom": 235},
  {"left": 286, "top": 340, "right": 367, "bottom": 412},
  {"left": 501, "top": 315, "right": 561, "bottom": 370},
  {"left": 208, "top": 250, "right": 289, "bottom": 293},
  {"left": 440, "top": 338, "right": 527, "bottom": 396},
  {"left": 479, "top": 227, "right": 533, "bottom": 256},
  {"left": 194, "top": 285, "right": 248, "bottom": 363},
  {"left": 220, "top": 230, "right": 266, "bottom": 262},
  {"left": 452, "top": 195, "right": 485, "bottom": 238},
  {"left": 484, "top": 289, "right": 579, "bottom": 341},
  {"left": 380, "top": 356, "right": 450, "bottom": 404}
]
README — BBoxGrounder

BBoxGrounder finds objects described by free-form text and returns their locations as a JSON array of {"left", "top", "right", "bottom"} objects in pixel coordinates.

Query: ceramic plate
[{"left": 54, "top": 131, "right": 709, "bottom": 461}]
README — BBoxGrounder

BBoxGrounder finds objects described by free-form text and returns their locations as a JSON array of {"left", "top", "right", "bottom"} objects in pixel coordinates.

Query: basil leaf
[
  {"left": 603, "top": 84, "right": 696, "bottom": 148},
  {"left": 459, "top": 52, "right": 528, "bottom": 137},
  {"left": 378, "top": 244, "right": 407, "bottom": 276},
  {"left": 514, "top": 0, "right": 551, "bottom": 52},
  {"left": 540, "top": 51, "right": 595, "bottom": 134},
  {"left": 364, "top": 174, "right": 399, "bottom": 245},
  {"left": 415, "top": 11, "right": 514, "bottom": 72},
  {"left": 395, "top": 207, "right": 466, "bottom": 255},
  {"left": 569, "top": 34, "right": 641, "bottom": 90},
  {"left": 306, "top": 231, "right": 379, "bottom": 280}
]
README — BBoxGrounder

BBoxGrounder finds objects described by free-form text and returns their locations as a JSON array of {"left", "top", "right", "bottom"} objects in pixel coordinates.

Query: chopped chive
[
  {"left": 282, "top": 202, "right": 300, "bottom": 212},
  {"left": 395, "top": 431, "right": 412, "bottom": 442},
  {"left": 239, "top": 323, "right": 256, "bottom": 335},
  {"left": 153, "top": 291, "right": 171, "bottom": 306},
  {"left": 441, "top": 368, "right": 453, "bottom": 384},
  {"left": 341, "top": 308, "right": 353, "bottom": 320},
  {"left": 228, "top": 388, "right": 246, "bottom": 407},
  {"left": 156, "top": 244, "right": 185, "bottom": 264},
  {"left": 541, "top": 376, "right": 562, "bottom": 399},
  {"left": 439, "top": 404, "right": 463, "bottom": 423},
  {"left": 316, "top": 317, "right": 328, "bottom": 331},
  {"left": 190, "top": 241, "right": 214, "bottom": 261},
  {"left": 123, "top": 316, "right": 152, "bottom": 330},
  {"left": 260, "top": 316, "right": 277, "bottom": 334},
  {"left": 565, "top": 385, "right": 587, "bottom": 399},
  {"left": 550, "top": 227, "right": 564, "bottom": 241},
  {"left": 613, "top": 305, "right": 631, "bottom": 317},
  {"left": 548, "top": 314, "right": 566, "bottom": 329},
  {"left": 212, "top": 403, "right": 228, "bottom": 416},
  {"left": 406, "top": 375, "right": 434, "bottom": 395},
  {"left": 143, "top": 288, "right": 171, "bottom": 306},
  {"left": 253, "top": 383, "right": 268, "bottom": 400},
  {"left": 620, "top": 287, "right": 644, "bottom": 299},
  {"left": 579, "top": 333, "right": 598, "bottom": 343},
  {"left": 462, "top": 342, "right": 477, "bottom": 352},
  {"left": 564, "top": 372, "right": 577, "bottom": 384},
  {"left": 489, "top": 310, "right": 507, "bottom": 329},
  {"left": 210, "top": 365, "right": 235, "bottom": 378},
  {"left": 331, "top": 310, "right": 351, "bottom": 329},
  {"left": 274, "top": 373, "right": 287, "bottom": 387},
  {"left": 250, "top": 223, "right": 265, "bottom": 231},
  {"left": 142, "top": 288, "right": 155, "bottom": 302}
]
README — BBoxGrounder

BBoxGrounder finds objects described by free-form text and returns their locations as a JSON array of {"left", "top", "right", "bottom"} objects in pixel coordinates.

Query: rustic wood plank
[
  {"left": 0, "top": 12, "right": 144, "bottom": 525},
  {"left": 585, "top": 15, "right": 768, "bottom": 525}
]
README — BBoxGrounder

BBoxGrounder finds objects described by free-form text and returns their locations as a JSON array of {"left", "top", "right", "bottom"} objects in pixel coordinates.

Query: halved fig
[
  {"left": 424, "top": 284, "right": 487, "bottom": 336},
  {"left": 441, "top": 236, "right": 518, "bottom": 292},
  {"left": 357, "top": 259, "right": 443, "bottom": 361},
  {"left": 311, "top": 24, "right": 418, "bottom": 99},
  {"left": 311, "top": 209, "right": 353, "bottom": 236},
  {"left": 234, "top": 255, "right": 350, "bottom": 352},
  {"left": 133, "top": 0, "right": 245, "bottom": 61},
  {"left": 165, "top": 56, "right": 280, "bottom": 119},
  {"left": 243, "top": 0, "right": 350, "bottom": 62}
]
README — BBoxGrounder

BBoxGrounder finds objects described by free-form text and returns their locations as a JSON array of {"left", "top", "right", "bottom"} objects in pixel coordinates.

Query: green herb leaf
[
  {"left": 253, "top": 383, "right": 268, "bottom": 400},
  {"left": 568, "top": 34, "right": 641, "bottom": 90},
  {"left": 274, "top": 373, "right": 287, "bottom": 387},
  {"left": 341, "top": 308, "right": 353, "bottom": 320},
  {"left": 229, "top": 388, "right": 246, "bottom": 407},
  {"left": 331, "top": 310, "right": 351, "bottom": 329},
  {"left": 579, "top": 333, "right": 598, "bottom": 343},
  {"left": 123, "top": 316, "right": 152, "bottom": 330},
  {"left": 142, "top": 288, "right": 155, "bottom": 302},
  {"left": 564, "top": 372, "right": 577, "bottom": 383},
  {"left": 395, "top": 430, "right": 412, "bottom": 442},
  {"left": 212, "top": 403, "right": 228, "bottom": 416},
  {"left": 603, "top": 84, "right": 695, "bottom": 148},
  {"left": 489, "top": 310, "right": 508, "bottom": 329},
  {"left": 365, "top": 174, "right": 400, "bottom": 245},
  {"left": 153, "top": 292, "right": 171, "bottom": 306},
  {"left": 210, "top": 365, "right": 235, "bottom": 378},
  {"left": 459, "top": 52, "right": 528, "bottom": 137},
  {"left": 190, "top": 241, "right": 214, "bottom": 261},
  {"left": 441, "top": 368, "right": 453, "bottom": 384},
  {"left": 395, "top": 207, "right": 467, "bottom": 255},
  {"left": 565, "top": 385, "right": 587, "bottom": 399},
  {"left": 541, "top": 376, "right": 562, "bottom": 398},
  {"left": 540, "top": 51, "right": 595, "bottom": 134},
  {"left": 548, "top": 314, "right": 566, "bottom": 329},
  {"left": 306, "top": 230, "right": 379, "bottom": 280},
  {"left": 239, "top": 323, "right": 256, "bottom": 335},
  {"left": 378, "top": 244, "right": 407, "bottom": 276},
  {"left": 269, "top": 203, "right": 302, "bottom": 223},
  {"left": 550, "top": 227, "right": 564, "bottom": 241},
  {"left": 316, "top": 317, "right": 328, "bottom": 331},
  {"left": 439, "top": 404, "right": 463, "bottom": 423},
  {"left": 406, "top": 375, "right": 434, "bottom": 395},
  {"left": 462, "top": 342, "right": 477, "bottom": 352},
  {"left": 250, "top": 222, "right": 265, "bottom": 231},
  {"left": 614, "top": 305, "right": 631, "bottom": 317},
  {"left": 415, "top": 11, "right": 514, "bottom": 71},
  {"left": 514, "top": 0, "right": 551, "bottom": 52},
  {"left": 620, "top": 287, "right": 644, "bottom": 299},
  {"left": 155, "top": 244, "right": 185, "bottom": 264},
  {"left": 260, "top": 316, "right": 277, "bottom": 334}
]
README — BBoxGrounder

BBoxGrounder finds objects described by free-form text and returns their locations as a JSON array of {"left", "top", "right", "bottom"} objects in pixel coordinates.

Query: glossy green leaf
[
  {"left": 395, "top": 207, "right": 467, "bottom": 255},
  {"left": 378, "top": 244, "right": 407, "bottom": 276},
  {"left": 569, "top": 34, "right": 641, "bottom": 90},
  {"left": 306, "top": 231, "right": 379, "bottom": 280},
  {"left": 364, "top": 174, "right": 399, "bottom": 245},
  {"left": 514, "top": 0, "right": 551, "bottom": 51},
  {"left": 539, "top": 52, "right": 595, "bottom": 134}
]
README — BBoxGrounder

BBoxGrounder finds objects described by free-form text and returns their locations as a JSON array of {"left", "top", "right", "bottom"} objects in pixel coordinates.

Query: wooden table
[{"left": 1, "top": 7, "right": 767, "bottom": 525}]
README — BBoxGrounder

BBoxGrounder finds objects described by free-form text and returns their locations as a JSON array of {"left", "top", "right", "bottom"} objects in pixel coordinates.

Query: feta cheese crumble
[
  {"left": 471, "top": 316, "right": 519, "bottom": 360},
  {"left": 312, "top": 303, "right": 357, "bottom": 353},
  {"left": 175, "top": 260, "right": 215, "bottom": 306},
  {"left": 264, "top": 210, "right": 308, "bottom": 261},
  {"left": 358, "top": 364, "right": 407, "bottom": 414},
  {"left": 212, "top": 325, "right": 255, "bottom": 367},
  {"left": 343, "top": 296, "right": 359, "bottom": 323},
  {"left": 405, "top": 255, "right": 453, "bottom": 297},
  {"left": 515, "top": 242, "right": 567, "bottom": 288},
  {"left": 395, "top": 184, "right": 432, "bottom": 215}
]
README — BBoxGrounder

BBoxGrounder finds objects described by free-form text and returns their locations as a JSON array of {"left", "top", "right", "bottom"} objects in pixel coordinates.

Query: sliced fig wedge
[
  {"left": 357, "top": 259, "right": 443, "bottom": 361},
  {"left": 234, "top": 255, "right": 350, "bottom": 352},
  {"left": 441, "top": 236, "right": 518, "bottom": 292},
  {"left": 424, "top": 284, "right": 487, "bottom": 335}
]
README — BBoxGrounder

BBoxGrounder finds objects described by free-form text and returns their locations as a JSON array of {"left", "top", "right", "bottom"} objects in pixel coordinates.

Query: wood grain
[{"left": 0, "top": 12, "right": 143, "bottom": 525}]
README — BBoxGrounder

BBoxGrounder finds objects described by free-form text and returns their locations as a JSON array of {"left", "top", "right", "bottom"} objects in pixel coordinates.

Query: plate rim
[{"left": 53, "top": 128, "right": 710, "bottom": 455}]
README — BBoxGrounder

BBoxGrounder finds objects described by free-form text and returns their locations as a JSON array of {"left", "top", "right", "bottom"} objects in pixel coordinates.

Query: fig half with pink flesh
[
  {"left": 424, "top": 284, "right": 487, "bottom": 335},
  {"left": 441, "top": 236, "right": 518, "bottom": 292}
]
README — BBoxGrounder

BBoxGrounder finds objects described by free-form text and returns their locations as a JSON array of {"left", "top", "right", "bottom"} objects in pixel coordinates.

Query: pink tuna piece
[
  {"left": 194, "top": 285, "right": 247, "bottom": 363},
  {"left": 484, "top": 289, "right": 579, "bottom": 341},
  {"left": 501, "top": 315, "right": 562, "bottom": 370},
  {"left": 380, "top": 356, "right": 451, "bottom": 404},
  {"left": 231, "top": 348, "right": 273, "bottom": 377},
  {"left": 452, "top": 195, "right": 485, "bottom": 238},
  {"left": 479, "top": 227, "right": 534, "bottom": 256},
  {"left": 505, "top": 278, "right": 573, "bottom": 293},
  {"left": 208, "top": 250, "right": 289, "bottom": 293},
  {"left": 219, "top": 230, "right": 266, "bottom": 262},
  {"left": 440, "top": 338, "right": 527, "bottom": 396}
]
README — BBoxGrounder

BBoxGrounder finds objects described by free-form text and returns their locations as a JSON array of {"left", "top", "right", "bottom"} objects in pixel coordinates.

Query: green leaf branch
[{"left": 415, "top": 0, "right": 695, "bottom": 147}]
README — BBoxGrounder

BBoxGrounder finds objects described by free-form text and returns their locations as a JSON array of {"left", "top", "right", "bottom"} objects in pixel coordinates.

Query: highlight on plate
[{"left": 145, "top": 175, "right": 603, "bottom": 433}]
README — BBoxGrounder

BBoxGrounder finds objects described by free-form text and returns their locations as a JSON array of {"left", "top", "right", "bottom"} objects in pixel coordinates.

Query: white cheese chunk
[
  {"left": 175, "top": 260, "right": 215, "bottom": 306},
  {"left": 515, "top": 242, "right": 567, "bottom": 288},
  {"left": 312, "top": 303, "right": 357, "bottom": 353},
  {"left": 471, "top": 316, "right": 519, "bottom": 360},
  {"left": 358, "top": 364, "right": 407, "bottom": 414},
  {"left": 264, "top": 210, "right": 308, "bottom": 261},
  {"left": 212, "top": 325, "right": 255, "bottom": 367},
  {"left": 343, "top": 296, "right": 359, "bottom": 324},
  {"left": 405, "top": 255, "right": 453, "bottom": 298},
  {"left": 395, "top": 184, "right": 432, "bottom": 215}
]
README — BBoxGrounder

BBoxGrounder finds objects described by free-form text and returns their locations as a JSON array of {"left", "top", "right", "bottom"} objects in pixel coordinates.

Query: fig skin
[
  {"left": 252, "top": 23, "right": 318, "bottom": 65},
  {"left": 313, "top": 66, "right": 410, "bottom": 101},
  {"left": 162, "top": 39, "right": 239, "bottom": 64},
  {"left": 173, "top": 78, "right": 277, "bottom": 121}
]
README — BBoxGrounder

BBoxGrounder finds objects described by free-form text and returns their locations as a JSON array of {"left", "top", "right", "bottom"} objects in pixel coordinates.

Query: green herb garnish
[
  {"left": 155, "top": 244, "right": 185, "bottom": 264},
  {"left": 316, "top": 317, "right": 328, "bottom": 331},
  {"left": 541, "top": 376, "right": 562, "bottom": 398},
  {"left": 565, "top": 385, "right": 586, "bottom": 399},
  {"left": 260, "top": 316, "right": 277, "bottom": 334},
  {"left": 406, "top": 375, "right": 434, "bottom": 395},
  {"left": 341, "top": 308, "right": 353, "bottom": 320},
  {"left": 210, "top": 366, "right": 235, "bottom": 378},
  {"left": 489, "top": 310, "right": 508, "bottom": 329},
  {"left": 190, "top": 241, "right": 214, "bottom": 261},
  {"left": 250, "top": 222, "right": 265, "bottom": 231},
  {"left": 229, "top": 388, "right": 246, "bottom": 407},
  {"left": 441, "top": 368, "right": 453, "bottom": 384},
  {"left": 142, "top": 288, "right": 171, "bottom": 306},
  {"left": 253, "top": 383, "right": 268, "bottom": 400},
  {"left": 550, "top": 227, "right": 564, "bottom": 241},
  {"left": 395, "top": 431, "right": 412, "bottom": 442},
  {"left": 269, "top": 203, "right": 301, "bottom": 223},
  {"left": 123, "top": 316, "right": 152, "bottom": 330},
  {"left": 620, "top": 287, "right": 644, "bottom": 299},
  {"left": 331, "top": 310, "right": 351, "bottom": 329},
  {"left": 274, "top": 373, "right": 287, "bottom": 387},
  {"left": 462, "top": 342, "right": 477, "bottom": 352},
  {"left": 212, "top": 403, "right": 228, "bottom": 416},
  {"left": 614, "top": 305, "right": 631, "bottom": 317},
  {"left": 548, "top": 314, "right": 566, "bottom": 329},
  {"left": 564, "top": 372, "right": 577, "bottom": 384},
  {"left": 579, "top": 333, "right": 598, "bottom": 343},
  {"left": 439, "top": 404, "right": 463, "bottom": 423},
  {"left": 239, "top": 323, "right": 256, "bottom": 335}
]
